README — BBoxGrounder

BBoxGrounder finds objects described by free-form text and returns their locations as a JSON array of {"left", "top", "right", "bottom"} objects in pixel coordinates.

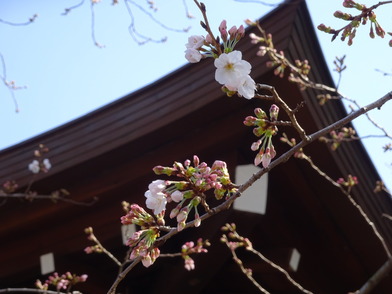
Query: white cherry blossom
[
  {"left": 185, "top": 48, "right": 202, "bottom": 63},
  {"left": 43, "top": 158, "right": 52, "bottom": 171},
  {"left": 237, "top": 75, "right": 256, "bottom": 99},
  {"left": 214, "top": 50, "right": 251, "bottom": 86},
  {"left": 148, "top": 179, "right": 166, "bottom": 194},
  {"left": 28, "top": 160, "right": 40, "bottom": 174},
  {"left": 185, "top": 35, "right": 205, "bottom": 49},
  {"left": 145, "top": 190, "right": 167, "bottom": 215}
]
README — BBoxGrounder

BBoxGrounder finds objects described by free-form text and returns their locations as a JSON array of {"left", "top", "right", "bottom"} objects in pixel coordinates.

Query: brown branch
[
  {"left": 300, "top": 154, "right": 391, "bottom": 258},
  {"left": 0, "top": 193, "right": 98, "bottom": 207},
  {"left": 0, "top": 53, "right": 25, "bottom": 112},
  {"left": 382, "top": 213, "right": 392, "bottom": 221},
  {"left": 0, "top": 289, "right": 77, "bottom": 294},
  {"left": 226, "top": 246, "right": 271, "bottom": 294},
  {"left": 257, "top": 84, "right": 309, "bottom": 141},
  {"left": 107, "top": 257, "right": 141, "bottom": 294},
  {"left": 62, "top": 0, "right": 85, "bottom": 15},
  {"left": 248, "top": 247, "right": 313, "bottom": 294},
  {"left": 0, "top": 15, "right": 38, "bottom": 26},
  {"left": 356, "top": 257, "right": 392, "bottom": 294},
  {"left": 193, "top": 0, "right": 222, "bottom": 55}
]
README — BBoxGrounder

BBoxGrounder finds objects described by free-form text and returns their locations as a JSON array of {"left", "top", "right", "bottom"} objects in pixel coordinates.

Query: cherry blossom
[
  {"left": 185, "top": 35, "right": 205, "bottom": 49},
  {"left": 185, "top": 48, "right": 202, "bottom": 63},
  {"left": 236, "top": 74, "right": 256, "bottom": 99},
  {"left": 28, "top": 160, "right": 40, "bottom": 173},
  {"left": 148, "top": 179, "right": 166, "bottom": 194},
  {"left": 214, "top": 51, "right": 251, "bottom": 86},
  {"left": 214, "top": 51, "right": 255, "bottom": 99},
  {"left": 145, "top": 190, "right": 167, "bottom": 215},
  {"left": 42, "top": 158, "right": 51, "bottom": 172}
]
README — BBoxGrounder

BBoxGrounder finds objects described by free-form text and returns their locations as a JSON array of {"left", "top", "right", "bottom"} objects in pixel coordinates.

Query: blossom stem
[
  {"left": 256, "top": 84, "right": 309, "bottom": 141},
  {"left": 193, "top": 0, "right": 222, "bottom": 55}
]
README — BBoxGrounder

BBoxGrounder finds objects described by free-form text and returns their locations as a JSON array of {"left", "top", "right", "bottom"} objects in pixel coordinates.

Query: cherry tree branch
[
  {"left": 357, "top": 257, "right": 392, "bottom": 294},
  {"left": 247, "top": 246, "right": 313, "bottom": 294},
  {"left": 224, "top": 245, "right": 271, "bottom": 294},
  {"left": 0, "top": 14, "right": 38, "bottom": 26},
  {"left": 0, "top": 289, "right": 80, "bottom": 294},
  {"left": 256, "top": 84, "right": 309, "bottom": 141},
  {"left": 0, "top": 192, "right": 98, "bottom": 207},
  {"left": 298, "top": 153, "right": 391, "bottom": 258},
  {"left": 106, "top": 91, "right": 392, "bottom": 294},
  {"left": 221, "top": 224, "right": 313, "bottom": 294}
]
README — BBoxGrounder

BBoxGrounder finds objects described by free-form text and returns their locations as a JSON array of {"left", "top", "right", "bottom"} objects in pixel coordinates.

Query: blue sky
[{"left": 1, "top": 0, "right": 391, "bottom": 188}]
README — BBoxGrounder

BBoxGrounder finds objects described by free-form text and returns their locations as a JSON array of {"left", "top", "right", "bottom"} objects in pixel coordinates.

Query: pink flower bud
[
  {"left": 171, "top": 190, "right": 184, "bottom": 203},
  {"left": 205, "top": 33, "right": 213, "bottom": 44},
  {"left": 228, "top": 25, "right": 237, "bottom": 37},
  {"left": 237, "top": 25, "right": 245, "bottom": 39},
  {"left": 219, "top": 20, "right": 228, "bottom": 41}
]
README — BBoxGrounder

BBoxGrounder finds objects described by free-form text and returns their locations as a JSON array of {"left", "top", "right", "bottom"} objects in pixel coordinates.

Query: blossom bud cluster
[
  {"left": 318, "top": 0, "right": 390, "bottom": 46},
  {"left": 319, "top": 127, "right": 356, "bottom": 151},
  {"left": 120, "top": 203, "right": 161, "bottom": 267},
  {"left": 250, "top": 32, "right": 311, "bottom": 82},
  {"left": 280, "top": 134, "right": 304, "bottom": 159},
  {"left": 117, "top": 156, "right": 235, "bottom": 268},
  {"left": 244, "top": 105, "right": 279, "bottom": 168},
  {"left": 28, "top": 144, "right": 52, "bottom": 174},
  {"left": 181, "top": 238, "right": 210, "bottom": 271},
  {"left": 221, "top": 223, "right": 252, "bottom": 251},
  {"left": 1, "top": 180, "right": 18, "bottom": 194},
  {"left": 184, "top": 20, "right": 245, "bottom": 63},
  {"left": 35, "top": 272, "right": 87, "bottom": 292},
  {"left": 153, "top": 155, "right": 237, "bottom": 231},
  {"left": 184, "top": 20, "right": 256, "bottom": 99},
  {"left": 337, "top": 174, "right": 359, "bottom": 188}
]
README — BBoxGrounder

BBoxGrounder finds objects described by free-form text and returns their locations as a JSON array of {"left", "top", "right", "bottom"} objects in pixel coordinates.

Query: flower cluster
[
  {"left": 317, "top": 0, "right": 391, "bottom": 46},
  {"left": 152, "top": 155, "right": 237, "bottom": 231},
  {"left": 184, "top": 20, "right": 245, "bottom": 62},
  {"left": 337, "top": 174, "right": 359, "bottom": 188},
  {"left": 181, "top": 238, "right": 210, "bottom": 271},
  {"left": 35, "top": 272, "right": 87, "bottom": 292},
  {"left": 244, "top": 105, "right": 279, "bottom": 168},
  {"left": 280, "top": 133, "right": 305, "bottom": 159},
  {"left": 319, "top": 127, "right": 356, "bottom": 150},
  {"left": 1, "top": 180, "right": 18, "bottom": 194},
  {"left": 220, "top": 223, "right": 252, "bottom": 251},
  {"left": 28, "top": 144, "right": 51, "bottom": 174},
  {"left": 250, "top": 31, "right": 311, "bottom": 88},
  {"left": 120, "top": 203, "right": 161, "bottom": 267},
  {"left": 214, "top": 51, "right": 255, "bottom": 99},
  {"left": 184, "top": 19, "right": 255, "bottom": 99}
]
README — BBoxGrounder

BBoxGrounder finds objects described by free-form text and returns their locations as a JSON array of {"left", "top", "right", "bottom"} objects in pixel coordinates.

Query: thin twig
[
  {"left": 0, "top": 15, "right": 38, "bottom": 26},
  {"left": 227, "top": 247, "right": 271, "bottom": 294},
  {"left": 62, "top": 0, "right": 85, "bottom": 15},
  {"left": 0, "top": 289, "right": 78, "bottom": 294},
  {"left": 193, "top": 0, "right": 222, "bottom": 55},
  {"left": 0, "top": 193, "right": 98, "bottom": 207},
  {"left": 300, "top": 154, "right": 391, "bottom": 258},
  {"left": 248, "top": 247, "right": 313, "bottom": 294},
  {"left": 257, "top": 84, "right": 309, "bottom": 141}
]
